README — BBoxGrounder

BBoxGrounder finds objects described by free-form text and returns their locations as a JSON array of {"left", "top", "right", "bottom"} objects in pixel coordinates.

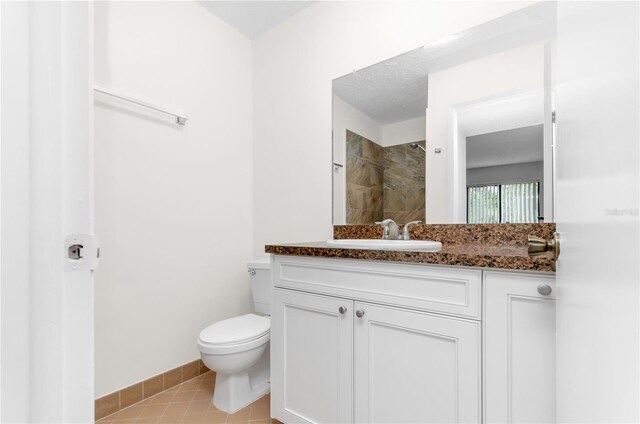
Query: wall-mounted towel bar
[{"left": 93, "top": 85, "right": 188, "bottom": 126}]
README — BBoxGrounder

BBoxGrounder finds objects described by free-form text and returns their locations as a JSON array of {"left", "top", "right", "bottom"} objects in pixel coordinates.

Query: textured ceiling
[
  {"left": 333, "top": 53, "right": 430, "bottom": 125},
  {"left": 333, "top": 1, "right": 556, "bottom": 126},
  {"left": 199, "top": 1, "right": 314, "bottom": 39},
  {"left": 466, "top": 125, "right": 543, "bottom": 169}
]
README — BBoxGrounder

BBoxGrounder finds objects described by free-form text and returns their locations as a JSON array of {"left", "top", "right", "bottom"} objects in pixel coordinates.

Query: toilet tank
[{"left": 247, "top": 258, "right": 271, "bottom": 315}]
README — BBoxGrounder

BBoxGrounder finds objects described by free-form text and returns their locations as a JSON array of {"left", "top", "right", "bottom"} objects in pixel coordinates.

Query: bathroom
[{"left": 0, "top": 1, "right": 638, "bottom": 423}]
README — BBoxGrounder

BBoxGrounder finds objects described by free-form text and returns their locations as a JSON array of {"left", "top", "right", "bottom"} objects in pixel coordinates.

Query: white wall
[
  {"left": 94, "top": 2, "right": 253, "bottom": 397},
  {"left": 466, "top": 161, "right": 543, "bottom": 186},
  {"left": 426, "top": 42, "right": 545, "bottom": 223},
  {"left": 382, "top": 116, "right": 426, "bottom": 147},
  {"left": 332, "top": 99, "right": 425, "bottom": 156},
  {"left": 332, "top": 95, "right": 383, "bottom": 163},
  {"left": 252, "top": 1, "right": 534, "bottom": 250}
]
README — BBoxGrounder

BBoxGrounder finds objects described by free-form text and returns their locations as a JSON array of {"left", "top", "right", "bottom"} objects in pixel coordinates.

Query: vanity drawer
[{"left": 272, "top": 256, "right": 482, "bottom": 319}]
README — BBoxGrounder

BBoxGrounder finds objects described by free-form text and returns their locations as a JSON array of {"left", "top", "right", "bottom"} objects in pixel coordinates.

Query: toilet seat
[{"left": 198, "top": 314, "right": 270, "bottom": 355}]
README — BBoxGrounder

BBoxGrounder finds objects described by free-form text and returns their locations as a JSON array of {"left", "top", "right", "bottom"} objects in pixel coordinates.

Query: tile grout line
[
  {"left": 98, "top": 371, "right": 213, "bottom": 423},
  {"left": 98, "top": 372, "right": 277, "bottom": 424},
  {"left": 95, "top": 359, "right": 210, "bottom": 421}
]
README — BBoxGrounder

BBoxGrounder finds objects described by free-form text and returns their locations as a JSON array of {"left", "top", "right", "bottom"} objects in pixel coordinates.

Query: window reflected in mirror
[
  {"left": 467, "top": 182, "right": 540, "bottom": 224},
  {"left": 466, "top": 124, "right": 544, "bottom": 223}
]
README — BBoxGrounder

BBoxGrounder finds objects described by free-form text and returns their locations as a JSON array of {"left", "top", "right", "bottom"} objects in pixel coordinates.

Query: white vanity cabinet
[
  {"left": 270, "top": 256, "right": 482, "bottom": 424},
  {"left": 352, "top": 302, "right": 481, "bottom": 423},
  {"left": 483, "top": 271, "right": 556, "bottom": 424},
  {"left": 271, "top": 289, "right": 353, "bottom": 423},
  {"left": 270, "top": 255, "right": 556, "bottom": 424}
]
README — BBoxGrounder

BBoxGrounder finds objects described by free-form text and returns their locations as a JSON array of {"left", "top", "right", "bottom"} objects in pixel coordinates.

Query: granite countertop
[{"left": 265, "top": 241, "right": 555, "bottom": 272}]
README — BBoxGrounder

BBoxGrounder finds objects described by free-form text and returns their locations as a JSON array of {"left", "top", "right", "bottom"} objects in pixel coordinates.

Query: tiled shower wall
[
  {"left": 346, "top": 130, "right": 384, "bottom": 224},
  {"left": 345, "top": 130, "right": 425, "bottom": 225},
  {"left": 383, "top": 140, "right": 425, "bottom": 223}
]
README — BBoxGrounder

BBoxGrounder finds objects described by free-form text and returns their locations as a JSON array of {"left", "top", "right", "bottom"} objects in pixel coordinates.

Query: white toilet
[{"left": 197, "top": 259, "right": 271, "bottom": 413}]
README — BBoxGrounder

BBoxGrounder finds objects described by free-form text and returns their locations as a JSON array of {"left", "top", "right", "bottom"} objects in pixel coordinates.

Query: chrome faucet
[
  {"left": 402, "top": 221, "right": 422, "bottom": 240},
  {"left": 375, "top": 219, "right": 399, "bottom": 240}
]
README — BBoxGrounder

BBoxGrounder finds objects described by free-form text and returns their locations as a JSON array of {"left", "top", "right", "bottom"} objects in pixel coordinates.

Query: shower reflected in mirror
[{"left": 409, "top": 143, "right": 426, "bottom": 153}]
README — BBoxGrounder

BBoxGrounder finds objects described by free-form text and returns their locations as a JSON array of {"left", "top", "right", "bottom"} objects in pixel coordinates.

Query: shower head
[{"left": 409, "top": 143, "right": 426, "bottom": 153}]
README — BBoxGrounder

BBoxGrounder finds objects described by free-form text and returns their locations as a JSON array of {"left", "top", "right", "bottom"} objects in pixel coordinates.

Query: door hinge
[
  {"left": 65, "top": 234, "right": 100, "bottom": 271},
  {"left": 552, "top": 111, "right": 556, "bottom": 123}
]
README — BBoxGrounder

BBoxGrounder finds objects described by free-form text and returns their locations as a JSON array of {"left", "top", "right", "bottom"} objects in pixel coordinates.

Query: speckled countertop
[{"left": 265, "top": 224, "right": 556, "bottom": 272}]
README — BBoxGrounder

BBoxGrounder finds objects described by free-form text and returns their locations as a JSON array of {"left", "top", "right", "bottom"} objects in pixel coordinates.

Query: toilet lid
[{"left": 198, "top": 314, "right": 270, "bottom": 346}]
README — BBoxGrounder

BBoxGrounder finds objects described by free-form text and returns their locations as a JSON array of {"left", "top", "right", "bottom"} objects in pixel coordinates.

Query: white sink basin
[{"left": 326, "top": 239, "right": 442, "bottom": 251}]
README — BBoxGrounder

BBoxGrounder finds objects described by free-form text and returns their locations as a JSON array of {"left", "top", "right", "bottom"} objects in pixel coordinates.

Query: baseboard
[{"left": 95, "top": 359, "right": 212, "bottom": 421}]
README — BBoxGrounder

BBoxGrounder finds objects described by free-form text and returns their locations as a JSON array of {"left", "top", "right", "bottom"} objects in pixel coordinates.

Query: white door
[
  {"left": 353, "top": 302, "right": 481, "bottom": 423},
  {"left": 271, "top": 289, "right": 353, "bottom": 423},
  {"left": 0, "top": 2, "right": 95, "bottom": 422},
  {"left": 483, "top": 272, "right": 556, "bottom": 423},
  {"left": 555, "top": 2, "right": 639, "bottom": 422}
]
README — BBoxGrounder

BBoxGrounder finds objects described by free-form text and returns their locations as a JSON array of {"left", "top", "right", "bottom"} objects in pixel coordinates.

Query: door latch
[
  {"left": 65, "top": 234, "right": 100, "bottom": 271},
  {"left": 68, "top": 244, "right": 83, "bottom": 260}
]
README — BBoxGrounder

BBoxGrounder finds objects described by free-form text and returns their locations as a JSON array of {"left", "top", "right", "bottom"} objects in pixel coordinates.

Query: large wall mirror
[{"left": 332, "top": 2, "right": 556, "bottom": 225}]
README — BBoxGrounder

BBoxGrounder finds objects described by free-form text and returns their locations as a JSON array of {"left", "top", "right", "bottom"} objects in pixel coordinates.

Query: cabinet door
[
  {"left": 353, "top": 302, "right": 481, "bottom": 423},
  {"left": 484, "top": 272, "right": 556, "bottom": 423},
  {"left": 271, "top": 288, "right": 353, "bottom": 423}
]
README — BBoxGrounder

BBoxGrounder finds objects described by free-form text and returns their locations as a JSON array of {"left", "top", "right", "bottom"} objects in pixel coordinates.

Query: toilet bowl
[
  {"left": 198, "top": 313, "right": 270, "bottom": 413},
  {"left": 197, "top": 259, "right": 272, "bottom": 413}
]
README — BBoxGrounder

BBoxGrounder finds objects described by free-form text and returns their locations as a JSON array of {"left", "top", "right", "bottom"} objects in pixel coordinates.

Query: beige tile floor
[{"left": 97, "top": 372, "right": 279, "bottom": 424}]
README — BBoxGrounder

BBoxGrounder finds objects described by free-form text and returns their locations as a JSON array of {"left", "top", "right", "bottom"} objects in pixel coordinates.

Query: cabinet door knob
[
  {"left": 537, "top": 284, "right": 552, "bottom": 296},
  {"left": 355, "top": 310, "right": 365, "bottom": 318},
  {"left": 338, "top": 306, "right": 347, "bottom": 315}
]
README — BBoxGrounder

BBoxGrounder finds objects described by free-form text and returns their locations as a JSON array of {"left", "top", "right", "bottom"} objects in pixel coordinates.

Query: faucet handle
[
  {"left": 375, "top": 219, "right": 399, "bottom": 240},
  {"left": 402, "top": 221, "right": 422, "bottom": 240},
  {"left": 375, "top": 219, "right": 396, "bottom": 226}
]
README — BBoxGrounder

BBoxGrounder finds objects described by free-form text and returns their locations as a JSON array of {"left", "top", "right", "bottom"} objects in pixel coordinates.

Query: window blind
[{"left": 467, "top": 181, "right": 539, "bottom": 224}]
